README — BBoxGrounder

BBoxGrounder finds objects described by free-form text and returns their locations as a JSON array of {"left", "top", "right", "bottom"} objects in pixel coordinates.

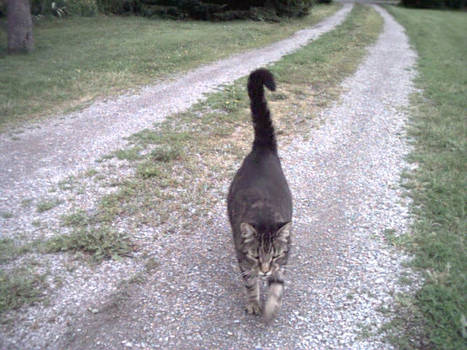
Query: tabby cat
[{"left": 227, "top": 68, "right": 293, "bottom": 321}]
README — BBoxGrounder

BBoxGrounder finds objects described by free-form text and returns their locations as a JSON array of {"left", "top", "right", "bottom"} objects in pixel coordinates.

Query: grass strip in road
[
  {"left": 84, "top": 3, "right": 382, "bottom": 238},
  {"left": 385, "top": 6, "right": 466, "bottom": 349},
  {"left": 74, "top": 4, "right": 382, "bottom": 261},
  {"left": 0, "top": 4, "right": 340, "bottom": 131}
]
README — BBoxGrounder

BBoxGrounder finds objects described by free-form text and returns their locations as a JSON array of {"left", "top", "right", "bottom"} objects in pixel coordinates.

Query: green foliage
[
  {"left": 150, "top": 146, "right": 181, "bottom": 162},
  {"left": 61, "top": 209, "right": 90, "bottom": 227},
  {"left": 44, "top": 227, "right": 133, "bottom": 262},
  {"left": 31, "top": 0, "right": 98, "bottom": 17},
  {"left": 0, "top": 0, "right": 6, "bottom": 17},
  {"left": 67, "top": 0, "right": 99, "bottom": 15},
  {"left": 114, "top": 147, "right": 143, "bottom": 161},
  {"left": 96, "top": 0, "right": 141, "bottom": 14},
  {"left": 274, "top": 0, "right": 314, "bottom": 17},
  {"left": 0, "top": 0, "right": 320, "bottom": 18},
  {"left": 0, "top": 238, "right": 32, "bottom": 263},
  {"left": 139, "top": 0, "right": 314, "bottom": 20},
  {"left": 36, "top": 198, "right": 63, "bottom": 213},
  {"left": 401, "top": 0, "right": 466, "bottom": 9},
  {"left": 0, "top": 211, "right": 13, "bottom": 219},
  {"left": 137, "top": 162, "right": 162, "bottom": 178},
  {"left": 0, "top": 268, "right": 46, "bottom": 314}
]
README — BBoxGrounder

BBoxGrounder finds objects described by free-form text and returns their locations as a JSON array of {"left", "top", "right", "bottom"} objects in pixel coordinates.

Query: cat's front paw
[{"left": 245, "top": 302, "right": 261, "bottom": 315}]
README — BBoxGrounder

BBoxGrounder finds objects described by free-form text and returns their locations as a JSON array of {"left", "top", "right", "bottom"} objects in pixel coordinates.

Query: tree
[
  {"left": 140, "top": 0, "right": 313, "bottom": 21},
  {"left": 7, "top": 0, "right": 34, "bottom": 54}
]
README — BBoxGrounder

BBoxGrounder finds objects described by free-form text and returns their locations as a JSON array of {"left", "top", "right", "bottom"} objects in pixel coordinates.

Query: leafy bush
[
  {"left": 68, "top": 0, "right": 99, "bottom": 15},
  {"left": 0, "top": 0, "right": 5, "bottom": 17},
  {"left": 139, "top": 0, "right": 313, "bottom": 20},
  {"left": 31, "top": 0, "right": 98, "bottom": 17},
  {"left": 96, "top": 0, "right": 142, "bottom": 14},
  {"left": 401, "top": 0, "right": 466, "bottom": 8},
  {"left": 2, "top": 0, "right": 317, "bottom": 19}
]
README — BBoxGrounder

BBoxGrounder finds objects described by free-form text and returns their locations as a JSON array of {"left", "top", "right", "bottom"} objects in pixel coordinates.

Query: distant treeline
[
  {"left": 401, "top": 0, "right": 465, "bottom": 8},
  {"left": 0, "top": 0, "right": 335, "bottom": 21}
]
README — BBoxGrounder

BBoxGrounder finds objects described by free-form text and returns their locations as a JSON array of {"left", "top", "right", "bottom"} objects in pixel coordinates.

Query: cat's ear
[
  {"left": 240, "top": 223, "right": 257, "bottom": 242},
  {"left": 275, "top": 222, "right": 291, "bottom": 243}
]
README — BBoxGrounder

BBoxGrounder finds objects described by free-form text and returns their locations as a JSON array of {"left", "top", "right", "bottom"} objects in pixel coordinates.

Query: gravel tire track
[{"left": 54, "top": 5, "right": 418, "bottom": 349}]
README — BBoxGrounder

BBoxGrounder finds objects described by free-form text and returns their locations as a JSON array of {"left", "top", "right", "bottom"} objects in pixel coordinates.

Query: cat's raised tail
[{"left": 247, "top": 68, "right": 277, "bottom": 154}]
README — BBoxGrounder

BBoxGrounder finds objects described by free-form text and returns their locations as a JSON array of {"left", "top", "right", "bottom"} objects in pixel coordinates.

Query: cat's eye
[{"left": 247, "top": 253, "right": 259, "bottom": 261}]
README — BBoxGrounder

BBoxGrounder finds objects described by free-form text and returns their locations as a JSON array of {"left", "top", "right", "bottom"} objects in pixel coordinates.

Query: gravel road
[
  {"left": 0, "top": 4, "right": 351, "bottom": 221},
  {"left": 0, "top": 3, "right": 420, "bottom": 349},
  {"left": 57, "top": 5, "right": 416, "bottom": 350}
]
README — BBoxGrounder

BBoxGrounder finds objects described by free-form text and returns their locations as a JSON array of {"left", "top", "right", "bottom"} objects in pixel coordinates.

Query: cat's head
[{"left": 240, "top": 222, "right": 291, "bottom": 276}]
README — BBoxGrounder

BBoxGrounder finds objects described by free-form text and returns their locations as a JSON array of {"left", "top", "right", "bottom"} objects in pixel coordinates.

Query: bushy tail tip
[{"left": 248, "top": 68, "right": 276, "bottom": 99}]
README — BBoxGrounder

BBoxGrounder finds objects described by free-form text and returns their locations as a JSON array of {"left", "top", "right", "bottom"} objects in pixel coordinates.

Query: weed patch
[
  {"left": 0, "top": 268, "right": 47, "bottom": 314},
  {"left": 114, "top": 147, "right": 143, "bottom": 161},
  {"left": 44, "top": 227, "right": 133, "bottom": 263},
  {"left": 137, "top": 162, "right": 162, "bottom": 179},
  {"left": 0, "top": 238, "right": 32, "bottom": 263},
  {"left": 58, "top": 176, "right": 75, "bottom": 191},
  {"left": 0, "top": 211, "right": 13, "bottom": 219},
  {"left": 61, "top": 210, "right": 90, "bottom": 228},
  {"left": 36, "top": 198, "right": 63, "bottom": 213}
]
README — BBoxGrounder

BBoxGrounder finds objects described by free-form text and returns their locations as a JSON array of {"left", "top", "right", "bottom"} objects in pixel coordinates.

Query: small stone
[{"left": 122, "top": 340, "right": 133, "bottom": 348}]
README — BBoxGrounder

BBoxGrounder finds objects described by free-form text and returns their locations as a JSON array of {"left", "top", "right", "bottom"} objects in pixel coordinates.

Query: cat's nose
[{"left": 260, "top": 263, "right": 270, "bottom": 274}]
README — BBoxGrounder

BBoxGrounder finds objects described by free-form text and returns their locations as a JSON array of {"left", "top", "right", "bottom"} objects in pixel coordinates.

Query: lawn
[
  {"left": 386, "top": 5, "right": 466, "bottom": 349},
  {"left": 0, "top": 4, "right": 340, "bottom": 131}
]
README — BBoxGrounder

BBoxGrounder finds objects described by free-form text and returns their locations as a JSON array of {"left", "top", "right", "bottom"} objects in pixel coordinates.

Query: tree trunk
[{"left": 7, "top": 0, "right": 34, "bottom": 54}]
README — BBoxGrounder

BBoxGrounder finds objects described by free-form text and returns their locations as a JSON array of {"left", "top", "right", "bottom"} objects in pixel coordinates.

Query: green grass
[
  {"left": 36, "top": 198, "right": 63, "bottom": 213},
  {"left": 0, "top": 211, "right": 13, "bottom": 219},
  {"left": 61, "top": 209, "right": 90, "bottom": 227},
  {"left": 44, "top": 227, "right": 133, "bottom": 262},
  {"left": 0, "top": 238, "right": 32, "bottom": 263},
  {"left": 0, "top": 239, "right": 46, "bottom": 315},
  {"left": 0, "top": 4, "right": 341, "bottom": 131},
  {"left": 57, "top": 176, "right": 76, "bottom": 191},
  {"left": 114, "top": 147, "right": 143, "bottom": 161},
  {"left": 386, "top": 6, "right": 466, "bottom": 349},
  {"left": 0, "top": 268, "right": 47, "bottom": 314}
]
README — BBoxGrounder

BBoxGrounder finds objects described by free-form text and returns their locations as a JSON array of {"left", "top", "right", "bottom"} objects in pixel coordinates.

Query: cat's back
[
  {"left": 227, "top": 68, "right": 292, "bottom": 229},
  {"left": 228, "top": 149, "right": 292, "bottom": 219}
]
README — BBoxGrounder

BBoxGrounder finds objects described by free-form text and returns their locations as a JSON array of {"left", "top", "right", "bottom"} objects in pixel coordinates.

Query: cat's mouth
[{"left": 258, "top": 270, "right": 272, "bottom": 278}]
